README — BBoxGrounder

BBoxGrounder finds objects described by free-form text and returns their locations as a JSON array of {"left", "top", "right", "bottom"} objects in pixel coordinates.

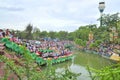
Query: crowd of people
[
  {"left": 26, "top": 40, "right": 72, "bottom": 58},
  {"left": 0, "top": 29, "right": 12, "bottom": 38},
  {"left": 86, "top": 40, "right": 120, "bottom": 58},
  {"left": 98, "top": 43, "right": 120, "bottom": 57},
  {"left": 2, "top": 28, "right": 119, "bottom": 61},
  {"left": 0, "top": 29, "right": 73, "bottom": 59}
]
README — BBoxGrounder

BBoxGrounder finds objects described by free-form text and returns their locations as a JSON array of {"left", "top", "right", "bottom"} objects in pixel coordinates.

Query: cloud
[
  {"left": 0, "top": 6, "right": 24, "bottom": 11},
  {"left": 0, "top": 0, "right": 120, "bottom": 32}
]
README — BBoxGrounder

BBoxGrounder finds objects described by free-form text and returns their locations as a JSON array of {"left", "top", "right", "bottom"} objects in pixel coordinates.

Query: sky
[{"left": 0, "top": 0, "right": 120, "bottom": 32}]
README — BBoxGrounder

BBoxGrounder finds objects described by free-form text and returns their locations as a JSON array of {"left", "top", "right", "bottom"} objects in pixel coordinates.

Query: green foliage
[
  {"left": 0, "top": 55, "right": 24, "bottom": 80},
  {"left": 100, "top": 13, "right": 120, "bottom": 28},
  {"left": 0, "top": 49, "right": 79, "bottom": 80},
  {"left": 89, "top": 43, "right": 97, "bottom": 49},
  {"left": 25, "top": 24, "right": 33, "bottom": 39},
  {"left": 48, "top": 31, "right": 57, "bottom": 39},
  {"left": 42, "top": 60, "right": 81, "bottom": 80},
  {"left": 57, "top": 31, "right": 68, "bottom": 40},
  {"left": 75, "top": 38, "right": 86, "bottom": 49},
  {"left": 39, "top": 31, "right": 48, "bottom": 38},
  {"left": 0, "top": 38, "right": 79, "bottom": 80},
  {"left": 95, "top": 40, "right": 102, "bottom": 45},
  {"left": 74, "top": 26, "right": 90, "bottom": 41},
  {"left": 88, "top": 63, "right": 120, "bottom": 80},
  {"left": 67, "top": 32, "right": 75, "bottom": 41},
  {"left": 75, "top": 38, "right": 81, "bottom": 45},
  {"left": 115, "top": 38, "right": 120, "bottom": 44},
  {"left": 32, "top": 27, "right": 41, "bottom": 40},
  {"left": 89, "top": 40, "right": 102, "bottom": 49},
  {"left": 25, "top": 24, "right": 33, "bottom": 33}
]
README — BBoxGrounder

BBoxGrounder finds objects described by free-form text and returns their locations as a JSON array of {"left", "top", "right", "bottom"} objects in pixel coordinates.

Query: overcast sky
[{"left": 0, "top": 0, "right": 120, "bottom": 32}]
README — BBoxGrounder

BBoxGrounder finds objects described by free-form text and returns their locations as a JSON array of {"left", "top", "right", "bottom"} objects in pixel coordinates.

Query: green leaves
[
  {"left": 88, "top": 63, "right": 120, "bottom": 80},
  {"left": 75, "top": 38, "right": 86, "bottom": 47}
]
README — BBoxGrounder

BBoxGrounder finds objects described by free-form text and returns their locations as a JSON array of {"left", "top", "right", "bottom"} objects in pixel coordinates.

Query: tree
[
  {"left": 75, "top": 38, "right": 86, "bottom": 48},
  {"left": 57, "top": 31, "right": 68, "bottom": 40},
  {"left": 117, "top": 21, "right": 120, "bottom": 38},
  {"left": 99, "top": 13, "right": 120, "bottom": 29},
  {"left": 87, "top": 24, "right": 97, "bottom": 31},
  {"left": 67, "top": 32, "right": 75, "bottom": 41},
  {"left": 48, "top": 31, "right": 57, "bottom": 39},
  {"left": 14, "top": 30, "right": 21, "bottom": 38},
  {"left": 39, "top": 31, "right": 48, "bottom": 38},
  {"left": 25, "top": 24, "right": 33, "bottom": 40},
  {"left": 32, "top": 27, "right": 40, "bottom": 40},
  {"left": 75, "top": 26, "right": 91, "bottom": 41}
]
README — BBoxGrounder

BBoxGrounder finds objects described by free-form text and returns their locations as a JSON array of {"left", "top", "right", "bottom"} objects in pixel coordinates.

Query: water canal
[{"left": 53, "top": 50, "right": 114, "bottom": 80}]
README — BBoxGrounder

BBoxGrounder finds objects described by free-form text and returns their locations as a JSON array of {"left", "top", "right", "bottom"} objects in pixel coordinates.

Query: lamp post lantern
[{"left": 98, "top": 1, "right": 105, "bottom": 27}]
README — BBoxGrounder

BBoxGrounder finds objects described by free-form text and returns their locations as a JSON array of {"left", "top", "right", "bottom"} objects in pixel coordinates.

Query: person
[
  {"left": 0, "top": 29, "right": 3, "bottom": 38},
  {"left": 6, "top": 29, "right": 9, "bottom": 36},
  {"left": 2, "top": 31, "right": 5, "bottom": 37},
  {"left": 5, "top": 29, "right": 13, "bottom": 38}
]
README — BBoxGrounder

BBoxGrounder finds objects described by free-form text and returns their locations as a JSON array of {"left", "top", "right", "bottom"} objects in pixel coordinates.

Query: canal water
[{"left": 54, "top": 50, "right": 114, "bottom": 80}]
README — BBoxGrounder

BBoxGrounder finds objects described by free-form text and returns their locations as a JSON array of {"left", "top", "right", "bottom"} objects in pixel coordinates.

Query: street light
[{"left": 98, "top": 1, "right": 105, "bottom": 27}]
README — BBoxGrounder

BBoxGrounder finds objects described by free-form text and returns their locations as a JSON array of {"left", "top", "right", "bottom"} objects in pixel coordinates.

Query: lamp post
[{"left": 98, "top": 1, "right": 105, "bottom": 27}]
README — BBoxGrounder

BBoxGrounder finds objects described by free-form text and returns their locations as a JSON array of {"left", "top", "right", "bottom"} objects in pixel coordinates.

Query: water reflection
[
  {"left": 54, "top": 51, "right": 114, "bottom": 80},
  {"left": 70, "top": 63, "right": 91, "bottom": 80},
  {"left": 73, "top": 51, "right": 113, "bottom": 69},
  {"left": 55, "top": 62, "right": 91, "bottom": 80}
]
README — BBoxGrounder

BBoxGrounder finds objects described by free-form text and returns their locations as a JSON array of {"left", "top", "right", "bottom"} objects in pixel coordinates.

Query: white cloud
[{"left": 0, "top": 0, "right": 120, "bottom": 32}]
